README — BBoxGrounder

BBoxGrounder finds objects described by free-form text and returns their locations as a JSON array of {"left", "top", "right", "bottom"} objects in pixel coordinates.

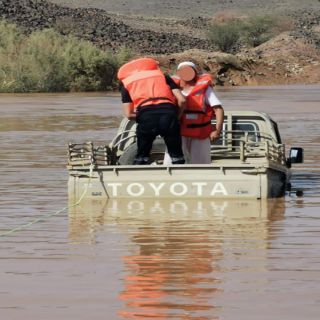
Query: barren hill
[
  {"left": 49, "top": 0, "right": 319, "bottom": 18},
  {"left": 1, "top": 0, "right": 320, "bottom": 86}
]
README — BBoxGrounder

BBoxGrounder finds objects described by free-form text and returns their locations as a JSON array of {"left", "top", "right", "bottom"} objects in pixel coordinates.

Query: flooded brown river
[{"left": 1, "top": 86, "right": 320, "bottom": 320}]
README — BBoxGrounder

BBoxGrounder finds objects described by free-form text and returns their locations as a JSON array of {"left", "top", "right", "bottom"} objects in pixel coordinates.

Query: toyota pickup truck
[{"left": 67, "top": 111, "right": 303, "bottom": 200}]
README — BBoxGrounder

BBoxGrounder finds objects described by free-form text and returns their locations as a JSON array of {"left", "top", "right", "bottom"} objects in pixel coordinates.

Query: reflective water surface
[{"left": 0, "top": 86, "right": 320, "bottom": 320}]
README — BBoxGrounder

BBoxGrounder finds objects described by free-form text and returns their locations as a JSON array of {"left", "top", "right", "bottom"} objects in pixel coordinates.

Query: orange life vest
[
  {"left": 117, "top": 58, "right": 176, "bottom": 111},
  {"left": 174, "top": 74, "right": 215, "bottom": 139}
]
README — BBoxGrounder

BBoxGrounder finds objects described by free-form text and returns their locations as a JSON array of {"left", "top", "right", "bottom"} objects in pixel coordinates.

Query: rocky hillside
[
  {"left": 0, "top": 0, "right": 319, "bottom": 86},
  {"left": 0, "top": 0, "right": 212, "bottom": 54}
]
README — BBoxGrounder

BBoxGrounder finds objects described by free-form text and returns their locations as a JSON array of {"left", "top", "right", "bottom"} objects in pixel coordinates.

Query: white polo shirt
[{"left": 204, "top": 86, "right": 222, "bottom": 107}]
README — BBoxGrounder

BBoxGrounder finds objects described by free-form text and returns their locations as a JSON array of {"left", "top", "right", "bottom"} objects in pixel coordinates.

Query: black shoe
[
  {"left": 171, "top": 156, "right": 185, "bottom": 164},
  {"left": 133, "top": 157, "right": 149, "bottom": 165}
]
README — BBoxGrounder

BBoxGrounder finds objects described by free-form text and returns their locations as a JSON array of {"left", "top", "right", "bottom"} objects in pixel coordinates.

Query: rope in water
[{"left": 0, "top": 165, "right": 94, "bottom": 238}]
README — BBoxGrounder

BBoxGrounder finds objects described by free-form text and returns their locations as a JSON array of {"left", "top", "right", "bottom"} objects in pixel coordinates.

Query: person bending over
[{"left": 118, "top": 57, "right": 186, "bottom": 165}]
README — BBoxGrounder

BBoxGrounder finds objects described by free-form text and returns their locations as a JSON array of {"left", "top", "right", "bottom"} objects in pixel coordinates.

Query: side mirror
[{"left": 289, "top": 147, "right": 304, "bottom": 164}]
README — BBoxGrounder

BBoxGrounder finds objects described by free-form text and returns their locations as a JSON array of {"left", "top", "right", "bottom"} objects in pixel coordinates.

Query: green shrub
[
  {"left": 241, "top": 15, "right": 276, "bottom": 47},
  {"left": 0, "top": 20, "right": 132, "bottom": 92},
  {"left": 207, "top": 14, "right": 293, "bottom": 52},
  {"left": 207, "top": 21, "right": 241, "bottom": 53}
]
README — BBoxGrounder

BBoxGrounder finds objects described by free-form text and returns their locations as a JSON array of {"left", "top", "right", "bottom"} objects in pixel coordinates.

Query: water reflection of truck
[
  {"left": 68, "top": 197, "right": 285, "bottom": 318},
  {"left": 67, "top": 111, "right": 303, "bottom": 200},
  {"left": 68, "top": 198, "right": 285, "bottom": 243}
]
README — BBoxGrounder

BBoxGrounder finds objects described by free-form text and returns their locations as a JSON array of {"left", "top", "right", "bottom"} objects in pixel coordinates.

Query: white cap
[{"left": 177, "top": 61, "right": 197, "bottom": 70}]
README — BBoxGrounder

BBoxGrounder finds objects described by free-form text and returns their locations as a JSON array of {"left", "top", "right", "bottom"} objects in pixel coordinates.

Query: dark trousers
[{"left": 135, "top": 108, "right": 185, "bottom": 164}]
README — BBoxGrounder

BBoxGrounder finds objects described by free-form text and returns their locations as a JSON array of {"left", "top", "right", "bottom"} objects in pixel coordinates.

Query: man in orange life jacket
[
  {"left": 118, "top": 57, "right": 186, "bottom": 165},
  {"left": 164, "top": 61, "right": 224, "bottom": 164}
]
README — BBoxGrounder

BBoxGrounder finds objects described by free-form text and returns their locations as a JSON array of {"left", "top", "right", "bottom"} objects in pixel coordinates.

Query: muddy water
[{"left": 0, "top": 86, "right": 320, "bottom": 320}]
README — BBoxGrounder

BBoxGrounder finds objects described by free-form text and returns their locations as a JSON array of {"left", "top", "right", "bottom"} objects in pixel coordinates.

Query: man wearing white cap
[{"left": 164, "top": 61, "right": 224, "bottom": 164}]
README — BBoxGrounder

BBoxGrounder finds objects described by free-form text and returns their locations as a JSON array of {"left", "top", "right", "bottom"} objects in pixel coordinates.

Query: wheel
[{"left": 118, "top": 139, "right": 166, "bottom": 165}]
